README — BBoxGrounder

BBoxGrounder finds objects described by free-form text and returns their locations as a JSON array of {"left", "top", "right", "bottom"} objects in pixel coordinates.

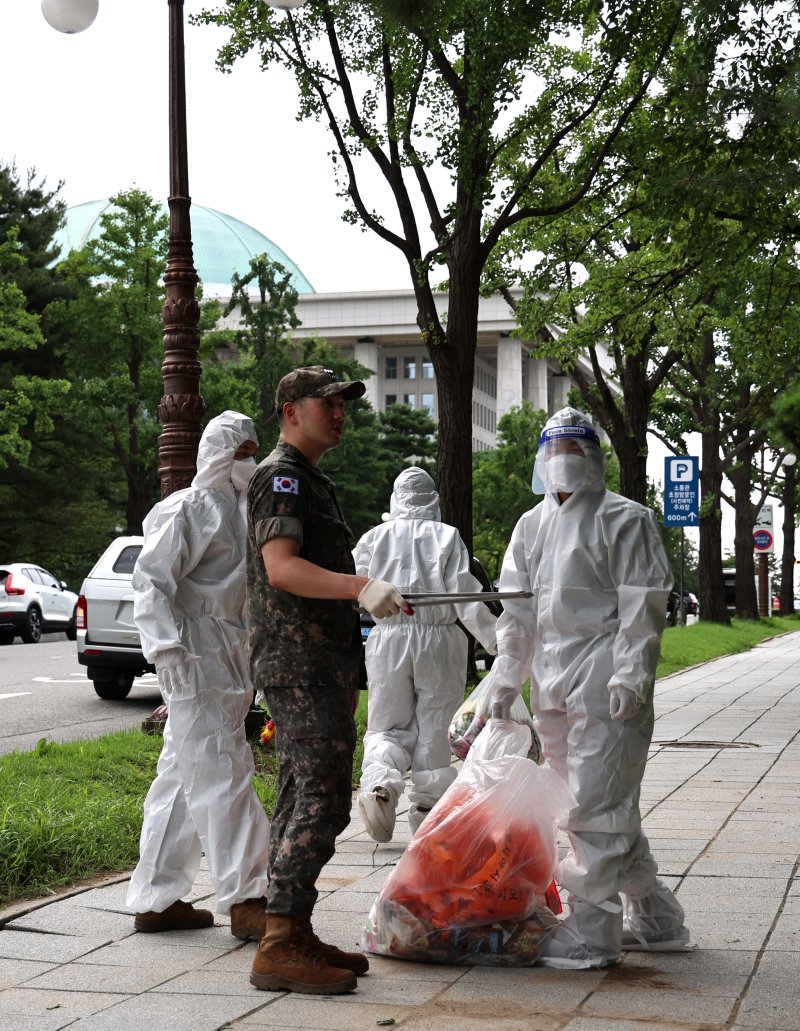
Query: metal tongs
[{"left": 402, "top": 590, "right": 532, "bottom": 607}]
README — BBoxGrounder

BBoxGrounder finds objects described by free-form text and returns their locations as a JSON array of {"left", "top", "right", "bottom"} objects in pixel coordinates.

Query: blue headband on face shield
[{"left": 538, "top": 424, "right": 600, "bottom": 447}]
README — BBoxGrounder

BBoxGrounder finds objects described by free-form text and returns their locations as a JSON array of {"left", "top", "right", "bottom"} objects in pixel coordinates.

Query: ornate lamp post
[
  {"left": 43, "top": 0, "right": 302, "bottom": 495},
  {"left": 43, "top": 0, "right": 204, "bottom": 496}
]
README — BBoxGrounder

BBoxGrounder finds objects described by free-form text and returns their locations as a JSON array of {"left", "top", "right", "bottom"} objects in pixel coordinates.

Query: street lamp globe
[
  {"left": 41, "top": 0, "right": 99, "bottom": 33},
  {"left": 784, "top": 453, "right": 797, "bottom": 468}
]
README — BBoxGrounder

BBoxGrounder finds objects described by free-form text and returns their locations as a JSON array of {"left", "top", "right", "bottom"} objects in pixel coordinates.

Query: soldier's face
[{"left": 289, "top": 394, "right": 347, "bottom": 458}]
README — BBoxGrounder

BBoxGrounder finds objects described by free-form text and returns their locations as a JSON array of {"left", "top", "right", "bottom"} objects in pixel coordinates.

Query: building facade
[{"left": 292, "top": 288, "right": 601, "bottom": 451}]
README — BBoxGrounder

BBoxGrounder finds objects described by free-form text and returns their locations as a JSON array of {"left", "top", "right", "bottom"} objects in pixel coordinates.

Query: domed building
[
  {"left": 53, "top": 199, "right": 315, "bottom": 297},
  {"left": 54, "top": 201, "right": 604, "bottom": 451}
]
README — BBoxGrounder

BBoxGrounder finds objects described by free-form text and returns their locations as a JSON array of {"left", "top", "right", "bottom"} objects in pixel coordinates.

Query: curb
[{"left": 0, "top": 870, "right": 133, "bottom": 930}]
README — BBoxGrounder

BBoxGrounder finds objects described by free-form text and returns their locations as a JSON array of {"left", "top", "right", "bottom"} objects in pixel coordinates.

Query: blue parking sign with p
[{"left": 664, "top": 456, "right": 699, "bottom": 526}]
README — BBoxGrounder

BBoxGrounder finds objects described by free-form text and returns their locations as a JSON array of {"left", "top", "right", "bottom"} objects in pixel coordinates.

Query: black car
[{"left": 666, "top": 590, "right": 699, "bottom": 626}]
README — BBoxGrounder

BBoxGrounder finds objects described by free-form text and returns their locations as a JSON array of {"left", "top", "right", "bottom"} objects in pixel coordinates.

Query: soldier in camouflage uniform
[{"left": 246, "top": 366, "right": 410, "bottom": 996}]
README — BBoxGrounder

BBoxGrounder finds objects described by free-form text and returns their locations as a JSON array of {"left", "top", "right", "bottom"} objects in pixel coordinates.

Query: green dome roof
[{"left": 54, "top": 199, "right": 315, "bottom": 295}]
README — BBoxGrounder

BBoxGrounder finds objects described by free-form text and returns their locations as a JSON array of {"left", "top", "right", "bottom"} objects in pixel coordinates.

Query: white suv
[
  {"left": 76, "top": 536, "right": 155, "bottom": 700},
  {"left": 0, "top": 564, "right": 79, "bottom": 645}
]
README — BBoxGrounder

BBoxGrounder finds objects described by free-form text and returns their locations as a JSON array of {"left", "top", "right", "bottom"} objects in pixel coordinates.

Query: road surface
[{"left": 0, "top": 636, "right": 161, "bottom": 756}]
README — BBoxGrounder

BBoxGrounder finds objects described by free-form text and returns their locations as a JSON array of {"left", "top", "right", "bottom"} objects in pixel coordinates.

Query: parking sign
[{"left": 664, "top": 456, "right": 699, "bottom": 526}]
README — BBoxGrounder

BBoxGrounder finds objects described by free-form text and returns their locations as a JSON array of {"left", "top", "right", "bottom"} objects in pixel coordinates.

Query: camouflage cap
[{"left": 275, "top": 366, "right": 366, "bottom": 408}]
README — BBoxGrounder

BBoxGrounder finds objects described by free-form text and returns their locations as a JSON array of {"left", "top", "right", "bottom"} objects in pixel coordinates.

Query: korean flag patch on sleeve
[{"left": 273, "top": 475, "right": 300, "bottom": 495}]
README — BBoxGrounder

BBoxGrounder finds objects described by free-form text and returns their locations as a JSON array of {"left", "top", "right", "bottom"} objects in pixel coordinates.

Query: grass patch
[
  {"left": 656, "top": 615, "right": 800, "bottom": 678},
  {"left": 0, "top": 732, "right": 162, "bottom": 908},
  {"left": 0, "top": 696, "right": 371, "bottom": 910}
]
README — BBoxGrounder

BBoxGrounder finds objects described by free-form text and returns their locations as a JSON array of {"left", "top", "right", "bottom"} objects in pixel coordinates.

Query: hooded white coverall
[
  {"left": 353, "top": 467, "right": 497, "bottom": 833},
  {"left": 492, "top": 408, "right": 688, "bottom": 967},
  {"left": 126, "top": 411, "right": 270, "bottom": 916}
]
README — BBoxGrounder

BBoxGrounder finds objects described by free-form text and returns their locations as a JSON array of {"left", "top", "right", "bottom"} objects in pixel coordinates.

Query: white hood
[
  {"left": 192, "top": 411, "right": 257, "bottom": 491},
  {"left": 389, "top": 466, "right": 441, "bottom": 520}
]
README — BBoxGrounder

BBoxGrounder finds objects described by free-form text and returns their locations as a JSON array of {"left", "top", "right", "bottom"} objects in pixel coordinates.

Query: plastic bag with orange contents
[{"left": 362, "top": 720, "right": 573, "bottom": 965}]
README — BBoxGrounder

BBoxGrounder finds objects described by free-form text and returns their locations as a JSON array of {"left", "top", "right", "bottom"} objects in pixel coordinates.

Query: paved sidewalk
[{"left": 1, "top": 633, "right": 799, "bottom": 1031}]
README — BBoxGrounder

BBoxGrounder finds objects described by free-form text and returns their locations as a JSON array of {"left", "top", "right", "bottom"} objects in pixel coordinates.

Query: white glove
[
  {"left": 357, "top": 579, "right": 410, "bottom": 619},
  {"left": 609, "top": 684, "right": 641, "bottom": 721},
  {"left": 491, "top": 698, "right": 512, "bottom": 721},
  {"left": 155, "top": 647, "right": 199, "bottom": 696}
]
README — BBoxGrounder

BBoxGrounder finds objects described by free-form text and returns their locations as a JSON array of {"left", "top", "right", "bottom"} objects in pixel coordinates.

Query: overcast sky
[{"left": 3, "top": 1, "right": 408, "bottom": 294}]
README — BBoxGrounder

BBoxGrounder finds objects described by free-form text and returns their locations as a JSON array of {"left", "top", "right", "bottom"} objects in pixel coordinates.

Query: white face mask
[
  {"left": 230, "top": 457, "right": 256, "bottom": 492},
  {"left": 546, "top": 453, "right": 586, "bottom": 492}
]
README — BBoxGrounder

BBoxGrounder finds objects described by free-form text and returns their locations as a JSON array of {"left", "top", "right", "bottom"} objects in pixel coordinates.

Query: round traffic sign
[{"left": 753, "top": 529, "right": 773, "bottom": 551}]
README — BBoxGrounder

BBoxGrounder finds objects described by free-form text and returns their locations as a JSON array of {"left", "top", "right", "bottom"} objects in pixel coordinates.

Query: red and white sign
[{"left": 753, "top": 529, "right": 774, "bottom": 553}]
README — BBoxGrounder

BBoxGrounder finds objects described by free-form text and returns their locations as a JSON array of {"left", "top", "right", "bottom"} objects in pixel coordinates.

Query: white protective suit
[
  {"left": 492, "top": 408, "right": 689, "bottom": 967},
  {"left": 126, "top": 411, "right": 270, "bottom": 916},
  {"left": 353, "top": 467, "right": 497, "bottom": 836}
]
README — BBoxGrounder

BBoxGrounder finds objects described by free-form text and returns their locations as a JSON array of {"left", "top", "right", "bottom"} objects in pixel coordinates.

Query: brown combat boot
[
  {"left": 134, "top": 899, "right": 214, "bottom": 933},
  {"left": 250, "top": 915, "right": 357, "bottom": 995},
  {"left": 230, "top": 896, "right": 268, "bottom": 941},
  {"left": 302, "top": 923, "right": 370, "bottom": 975}
]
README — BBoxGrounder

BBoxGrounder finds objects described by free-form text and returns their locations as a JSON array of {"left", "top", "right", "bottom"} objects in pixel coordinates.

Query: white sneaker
[{"left": 358, "top": 787, "right": 396, "bottom": 843}]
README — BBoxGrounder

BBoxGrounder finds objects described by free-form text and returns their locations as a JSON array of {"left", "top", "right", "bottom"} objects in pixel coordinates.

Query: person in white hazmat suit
[
  {"left": 490, "top": 408, "right": 690, "bottom": 968},
  {"left": 354, "top": 467, "right": 498, "bottom": 841},
  {"left": 126, "top": 411, "right": 271, "bottom": 940}
]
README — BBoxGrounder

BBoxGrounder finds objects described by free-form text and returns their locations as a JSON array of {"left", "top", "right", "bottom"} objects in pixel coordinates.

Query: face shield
[{"left": 531, "top": 414, "right": 605, "bottom": 495}]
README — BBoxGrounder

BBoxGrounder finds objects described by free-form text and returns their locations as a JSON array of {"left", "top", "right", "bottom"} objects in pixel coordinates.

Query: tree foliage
[
  {"left": 45, "top": 189, "right": 169, "bottom": 534},
  {"left": 196, "top": 0, "right": 707, "bottom": 549}
]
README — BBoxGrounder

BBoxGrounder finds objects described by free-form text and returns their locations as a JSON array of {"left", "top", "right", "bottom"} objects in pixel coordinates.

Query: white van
[{"left": 76, "top": 537, "right": 155, "bottom": 699}]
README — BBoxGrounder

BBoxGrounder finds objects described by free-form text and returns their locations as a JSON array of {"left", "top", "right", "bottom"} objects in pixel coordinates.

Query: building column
[
  {"left": 496, "top": 334, "right": 523, "bottom": 420},
  {"left": 551, "top": 371, "right": 571, "bottom": 411},
  {"left": 524, "top": 355, "right": 549, "bottom": 413},
  {"left": 354, "top": 338, "right": 379, "bottom": 411}
]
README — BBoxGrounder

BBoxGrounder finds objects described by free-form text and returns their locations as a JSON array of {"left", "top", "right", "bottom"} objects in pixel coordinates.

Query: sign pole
[
  {"left": 758, "top": 553, "right": 769, "bottom": 616},
  {"left": 680, "top": 529, "right": 685, "bottom": 625},
  {"left": 663, "top": 457, "right": 699, "bottom": 628}
]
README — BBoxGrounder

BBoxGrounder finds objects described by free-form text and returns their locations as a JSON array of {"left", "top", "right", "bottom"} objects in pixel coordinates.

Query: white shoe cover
[
  {"left": 621, "top": 924, "right": 692, "bottom": 951},
  {"left": 537, "top": 922, "right": 615, "bottom": 970},
  {"left": 622, "top": 878, "right": 692, "bottom": 951},
  {"left": 358, "top": 787, "right": 396, "bottom": 843},
  {"left": 408, "top": 804, "right": 431, "bottom": 836}
]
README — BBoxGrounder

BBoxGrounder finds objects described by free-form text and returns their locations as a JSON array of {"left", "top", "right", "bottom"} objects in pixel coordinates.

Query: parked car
[
  {"left": 76, "top": 536, "right": 155, "bottom": 700},
  {"left": 0, "top": 563, "right": 79, "bottom": 644},
  {"left": 665, "top": 590, "right": 699, "bottom": 626}
]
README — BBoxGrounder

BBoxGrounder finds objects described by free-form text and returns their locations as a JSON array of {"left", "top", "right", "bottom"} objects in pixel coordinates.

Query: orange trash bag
[{"left": 362, "top": 720, "right": 573, "bottom": 965}]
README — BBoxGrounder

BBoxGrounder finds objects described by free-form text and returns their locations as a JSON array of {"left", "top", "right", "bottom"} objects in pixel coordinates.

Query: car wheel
[
  {"left": 66, "top": 606, "right": 77, "bottom": 641},
  {"left": 20, "top": 606, "right": 42, "bottom": 644},
  {"left": 0, "top": 627, "right": 14, "bottom": 645},
  {"left": 92, "top": 672, "right": 134, "bottom": 701}
]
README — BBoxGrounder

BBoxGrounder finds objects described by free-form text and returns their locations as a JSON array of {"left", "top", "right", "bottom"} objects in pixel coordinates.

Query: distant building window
[
  {"left": 385, "top": 357, "right": 397, "bottom": 380},
  {"left": 404, "top": 357, "right": 416, "bottom": 379},
  {"left": 385, "top": 394, "right": 397, "bottom": 408},
  {"left": 403, "top": 393, "right": 417, "bottom": 409},
  {"left": 421, "top": 393, "right": 434, "bottom": 413},
  {"left": 422, "top": 358, "right": 434, "bottom": 379}
]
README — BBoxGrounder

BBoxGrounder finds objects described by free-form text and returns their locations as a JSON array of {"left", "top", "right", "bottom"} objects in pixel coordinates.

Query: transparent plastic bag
[
  {"left": 362, "top": 721, "right": 573, "bottom": 965},
  {"left": 449, "top": 668, "right": 543, "bottom": 764}
]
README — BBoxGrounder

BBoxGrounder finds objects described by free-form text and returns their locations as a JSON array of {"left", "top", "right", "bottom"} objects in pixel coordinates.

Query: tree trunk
[
  {"left": 425, "top": 202, "right": 482, "bottom": 551},
  {"left": 780, "top": 460, "right": 797, "bottom": 615},
  {"left": 727, "top": 460, "right": 759, "bottom": 619},
  {"left": 573, "top": 334, "right": 652, "bottom": 504}
]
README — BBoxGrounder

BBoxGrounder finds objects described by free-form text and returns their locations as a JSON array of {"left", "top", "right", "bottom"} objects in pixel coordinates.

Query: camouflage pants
[{"left": 262, "top": 682, "right": 357, "bottom": 917}]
